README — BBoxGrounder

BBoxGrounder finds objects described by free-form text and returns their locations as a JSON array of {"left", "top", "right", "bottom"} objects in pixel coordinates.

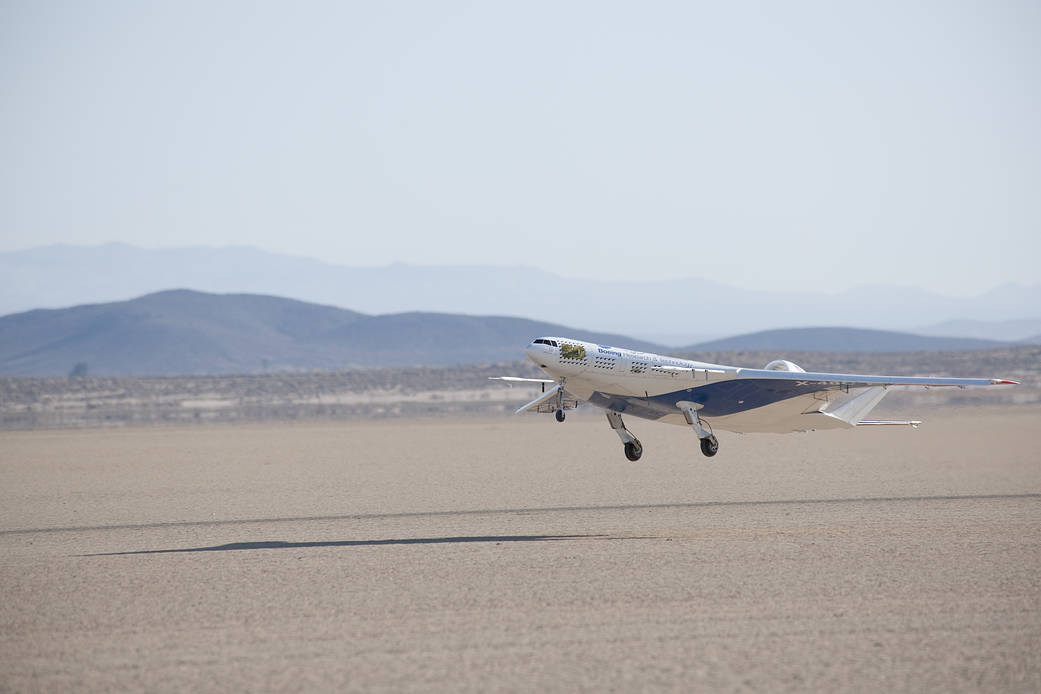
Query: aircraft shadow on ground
[
  {"left": 82, "top": 534, "right": 644, "bottom": 557},
  {"left": 30, "top": 493, "right": 1038, "bottom": 556}
]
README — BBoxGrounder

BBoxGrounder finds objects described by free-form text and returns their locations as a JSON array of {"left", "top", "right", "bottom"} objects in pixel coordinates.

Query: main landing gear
[
  {"left": 606, "top": 409, "right": 718, "bottom": 461},
  {"left": 555, "top": 409, "right": 566, "bottom": 423},
  {"left": 606, "top": 407, "right": 719, "bottom": 461},
  {"left": 607, "top": 411, "right": 643, "bottom": 462},
  {"left": 678, "top": 401, "right": 719, "bottom": 458}
]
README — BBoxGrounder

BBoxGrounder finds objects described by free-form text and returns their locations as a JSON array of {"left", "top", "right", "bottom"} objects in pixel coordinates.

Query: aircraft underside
[
  {"left": 529, "top": 368, "right": 932, "bottom": 459},
  {"left": 583, "top": 381, "right": 855, "bottom": 433},
  {"left": 525, "top": 371, "right": 866, "bottom": 460}
]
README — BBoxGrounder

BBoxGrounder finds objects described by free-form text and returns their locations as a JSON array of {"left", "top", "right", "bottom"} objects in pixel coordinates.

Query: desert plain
[{"left": 1, "top": 406, "right": 1039, "bottom": 692}]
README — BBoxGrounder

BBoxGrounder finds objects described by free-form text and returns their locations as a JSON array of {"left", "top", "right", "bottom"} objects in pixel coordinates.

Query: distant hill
[
  {"left": 1, "top": 291, "right": 1025, "bottom": 377},
  {"left": 0, "top": 290, "right": 665, "bottom": 376},
  {"left": 686, "top": 327, "right": 1008, "bottom": 353},
  {"left": 917, "top": 318, "right": 1041, "bottom": 342},
  {"left": 4, "top": 244, "right": 1041, "bottom": 345}
]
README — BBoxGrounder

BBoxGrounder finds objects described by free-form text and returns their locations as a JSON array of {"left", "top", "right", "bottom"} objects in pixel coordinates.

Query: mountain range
[
  {"left": 0, "top": 290, "right": 663, "bottom": 376},
  {"left": 1, "top": 290, "right": 1035, "bottom": 377},
  {"left": 2, "top": 244, "right": 1039, "bottom": 345}
]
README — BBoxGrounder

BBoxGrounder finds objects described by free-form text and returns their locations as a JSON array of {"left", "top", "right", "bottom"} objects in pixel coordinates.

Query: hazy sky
[{"left": 3, "top": 1, "right": 1039, "bottom": 295}]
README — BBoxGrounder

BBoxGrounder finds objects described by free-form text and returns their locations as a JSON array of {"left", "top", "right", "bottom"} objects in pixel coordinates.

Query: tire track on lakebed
[{"left": 5, "top": 492, "right": 1038, "bottom": 537}]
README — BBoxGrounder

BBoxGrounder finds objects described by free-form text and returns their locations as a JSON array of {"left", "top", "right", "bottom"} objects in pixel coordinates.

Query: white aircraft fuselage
[{"left": 525, "top": 337, "right": 738, "bottom": 427}]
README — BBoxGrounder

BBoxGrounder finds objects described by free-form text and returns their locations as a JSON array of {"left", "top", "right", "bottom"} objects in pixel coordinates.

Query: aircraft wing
[
  {"left": 487, "top": 377, "right": 556, "bottom": 386},
  {"left": 488, "top": 377, "right": 581, "bottom": 414},
  {"left": 733, "top": 368, "right": 1017, "bottom": 389},
  {"left": 686, "top": 369, "right": 1018, "bottom": 433},
  {"left": 514, "top": 384, "right": 564, "bottom": 414}
]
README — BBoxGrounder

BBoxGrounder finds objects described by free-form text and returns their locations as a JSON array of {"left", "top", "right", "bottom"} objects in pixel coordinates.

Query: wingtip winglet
[{"left": 990, "top": 379, "right": 1019, "bottom": 385}]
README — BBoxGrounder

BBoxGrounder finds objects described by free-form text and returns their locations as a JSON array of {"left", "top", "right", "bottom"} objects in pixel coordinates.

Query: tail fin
[{"left": 818, "top": 387, "right": 890, "bottom": 427}]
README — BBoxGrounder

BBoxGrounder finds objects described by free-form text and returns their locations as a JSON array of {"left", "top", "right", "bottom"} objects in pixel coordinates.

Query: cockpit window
[{"left": 533, "top": 339, "right": 558, "bottom": 347}]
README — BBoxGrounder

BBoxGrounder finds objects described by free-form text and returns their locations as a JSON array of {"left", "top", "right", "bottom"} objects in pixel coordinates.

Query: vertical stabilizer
[{"left": 819, "top": 386, "right": 888, "bottom": 427}]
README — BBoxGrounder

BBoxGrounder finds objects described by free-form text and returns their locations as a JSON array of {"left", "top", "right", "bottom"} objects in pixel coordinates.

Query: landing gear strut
[
  {"left": 553, "top": 379, "right": 568, "bottom": 423},
  {"left": 677, "top": 401, "right": 719, "bottom": 458},
  {"left": 607, "top": 411, "right": 643, "bottom": 461}
]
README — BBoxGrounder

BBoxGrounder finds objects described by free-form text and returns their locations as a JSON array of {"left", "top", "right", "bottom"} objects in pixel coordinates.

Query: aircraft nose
[{"left": 525, "top": 340, "right": 553, "bottom": 364}]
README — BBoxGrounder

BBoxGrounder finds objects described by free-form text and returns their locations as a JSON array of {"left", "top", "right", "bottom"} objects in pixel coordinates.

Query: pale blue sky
[{"left": 3, "top": 1, "right": 1039, "bottom": 295}]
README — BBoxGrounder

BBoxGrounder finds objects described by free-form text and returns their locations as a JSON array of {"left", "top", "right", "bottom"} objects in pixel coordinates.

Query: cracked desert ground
[{"left": 2, "top": 407, "right": 1039, "bottom": 692}]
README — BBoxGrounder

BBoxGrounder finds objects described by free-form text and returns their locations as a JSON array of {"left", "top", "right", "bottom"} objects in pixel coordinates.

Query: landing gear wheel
[
  {"left": 624, "top": 440, "right": 643, "bottom": 462},
  {"left": 700, "top": 435, "right": 719, "bottom": 457},
  {"left": 555, "top": 409, "right": 566, "bottom": 423}
]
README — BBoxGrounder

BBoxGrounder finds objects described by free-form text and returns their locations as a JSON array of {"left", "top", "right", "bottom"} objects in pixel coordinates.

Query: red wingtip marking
[{"left": 991, "top": 379, "right": 1019, "bottom": 385}]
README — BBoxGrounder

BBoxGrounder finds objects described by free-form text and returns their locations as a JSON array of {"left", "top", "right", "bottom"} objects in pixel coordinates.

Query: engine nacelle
[{"left": 763, "top": 359, "right": 806, "bottom": 373}]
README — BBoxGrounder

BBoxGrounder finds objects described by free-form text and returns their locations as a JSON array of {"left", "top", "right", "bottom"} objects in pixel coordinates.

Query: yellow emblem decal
[{"left": 561, "top": 344, "right": 586, "bottom": 360}]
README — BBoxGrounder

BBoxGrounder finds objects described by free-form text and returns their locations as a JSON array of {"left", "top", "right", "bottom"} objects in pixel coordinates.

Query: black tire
[
  {"left": 624, "top": 441, "right": 643, "bottom": 462},
  {"left": 555, "top": 409, "right": 566, "bottom": 423},
  {"left": 700, "top": 435, "right": 718, "bottom": 457}
]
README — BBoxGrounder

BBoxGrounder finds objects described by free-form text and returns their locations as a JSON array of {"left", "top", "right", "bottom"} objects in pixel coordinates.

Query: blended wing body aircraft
[{"left": 493, "top": 337, "right": 1017, "bottom": 460}]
